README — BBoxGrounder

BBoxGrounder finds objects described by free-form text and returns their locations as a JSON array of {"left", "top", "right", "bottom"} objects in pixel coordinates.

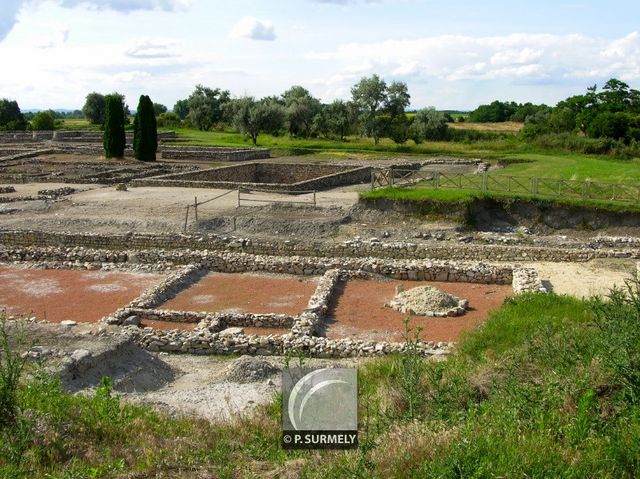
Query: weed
[{"left": 0, "top": 315, "right": 27, "bottom": 428}]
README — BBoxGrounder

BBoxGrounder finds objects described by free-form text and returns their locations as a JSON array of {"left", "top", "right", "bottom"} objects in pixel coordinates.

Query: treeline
[
  {"left": 467, "top": 79, "right": 640, "bottom": 157},
  {"left": 0, "top": 99, "right": 83, "bottom": 131},
  {"left": 468, "top": 101, "right": 549, "bottom": 123},
  {"left": 164, "top": 75, "right": 453, "bottom": 145}
]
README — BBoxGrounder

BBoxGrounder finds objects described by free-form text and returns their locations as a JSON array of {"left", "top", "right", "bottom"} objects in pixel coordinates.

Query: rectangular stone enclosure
[{"left": 134, "top": 163, "right": 372, "bottom": 192}]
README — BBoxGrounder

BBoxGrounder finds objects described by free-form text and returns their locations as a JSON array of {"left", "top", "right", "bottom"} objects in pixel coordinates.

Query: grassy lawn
[
  {"left": 361, "top": 187, "right": 640, "bottom": 213},
  {"left": 2, "top": 286, "right": 640, "bottom": 477}
]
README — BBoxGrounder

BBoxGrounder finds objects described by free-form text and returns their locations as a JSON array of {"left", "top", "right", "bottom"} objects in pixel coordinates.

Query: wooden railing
[{"left": 371, "top": 169, "right": 640, "bottom": 204}]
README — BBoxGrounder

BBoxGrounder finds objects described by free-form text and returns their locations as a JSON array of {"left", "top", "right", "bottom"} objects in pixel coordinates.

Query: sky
[{"left": 1, "top": 0, "right": 640, "bottom": 111}]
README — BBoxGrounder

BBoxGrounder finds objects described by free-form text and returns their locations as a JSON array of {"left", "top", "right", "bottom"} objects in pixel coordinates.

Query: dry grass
[{"left": 449, "top": 121, "right": 523, "bottom": 132}]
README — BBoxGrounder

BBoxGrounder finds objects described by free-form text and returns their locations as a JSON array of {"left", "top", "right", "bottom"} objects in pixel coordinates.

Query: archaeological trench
[{"left": 1, "top": 130, "right": 638, "bottom": 384}]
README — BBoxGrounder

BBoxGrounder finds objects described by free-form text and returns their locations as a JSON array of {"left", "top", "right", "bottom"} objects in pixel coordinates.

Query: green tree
[
  {"left": 0, "top": 98, "right": 27, "bottom": 130},
  {"left": 409, "top": 107, "right": 449, "bottom": 142},
  {"left": 323, "top": 99, "right": 354, "bottom": 140},
  {"left": 157, "top": 112, "right": 181, "bottom": 127},
  {"left": 388, "top": 114, "right": 409, "bottom": 144},
  {"left": 186, "top": 85, "right": 230, "bottom": 131},
  {"left": 587, "top": 112, "right": 630, "bottom": 140},
  {"left": 153, "top": 103, "right": 168, "bottom": 116},
  {"left": 282, "top": 86, "right": 321, "bottom": 138},
  {"left": 103, "top": 94, "right": 126, "bottom": 159},
  {"left": 30, "top": 111, "right": 55, "bottom": 131},
  {"left": 351, "top": 74, "right": 388, "bottom": 143},
  {"left": 469, "top": 100, "right": 519, "bottom": 122},
  {"left": 228, "top": 97, "right": 286, "bottom": 145},
  {"left": 385, "top": 81, "right": 411, "bottom": 119},
  {"left": 549, "top": 106, "right": 576, "bottom": 133},
  {"left": 173, "top": 99, "right": 189, "bottom": 120},
  {"left": 133, "top": 95, "right": 158, "bottom": 162},
  {"left": 83, "top": 92, "right": 128, "bottom": 126},
  {"left": 82, "top": 92, "right": 105, "bottom": 125}
]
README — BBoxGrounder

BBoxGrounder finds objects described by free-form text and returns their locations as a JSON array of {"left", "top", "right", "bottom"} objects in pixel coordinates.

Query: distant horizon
[{"left": 2, "top": 1, "right": 640, "bottom": 111}]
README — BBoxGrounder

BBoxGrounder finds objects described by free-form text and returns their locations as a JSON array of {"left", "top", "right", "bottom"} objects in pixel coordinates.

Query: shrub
[
  {"left": 133, "top": 95, "right": 157, "bottom": 162},
  {"left": 0, "top": 316, "right": 26, "bottom": 428},
  {"left": 587, "top": 112, "right": 631, "bottom": 140},
  {"left": 103, "top": 95, "right": 126, "bottom": 159},
  {"left": 156, "top": 112, "right": 181, "bottom": 128},
  {"left": 30, "top": 111, "right": 55, "bottom": 131}
]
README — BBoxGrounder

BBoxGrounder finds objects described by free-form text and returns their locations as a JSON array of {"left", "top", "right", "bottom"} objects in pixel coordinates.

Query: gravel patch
[
  {"left": 386, "top": 285, "right": 468, "bottom": 317},
  {"left": 223, "top": 355, "right": 281, "bottom": 383}
]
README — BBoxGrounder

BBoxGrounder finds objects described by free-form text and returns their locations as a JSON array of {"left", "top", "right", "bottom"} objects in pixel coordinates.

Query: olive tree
[{"left": 227, "top": 97, "right": 286, "bottom": 145}]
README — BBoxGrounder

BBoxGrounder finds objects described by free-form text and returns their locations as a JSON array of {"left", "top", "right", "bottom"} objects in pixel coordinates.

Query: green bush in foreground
[{"left": 2, "top": 284, "right": 640, "bottom": 477}]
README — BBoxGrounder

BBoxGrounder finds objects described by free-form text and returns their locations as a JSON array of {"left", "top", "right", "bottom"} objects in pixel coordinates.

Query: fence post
[
  {"left": 434, "top": 171, "right": 440, "bottom": 189},
  {"left": 371, "top": 170, "right": 375, "bottom": 190},
  {"left": 237, "top": 188, "right": 240, "bottom": 208},
  {"left": 183, "top": 206, "right": 189, "bottom": 233},
  {"left": 390, "top": 167, "right": 394, "bottom": 187},
  {"left": 531, "top": 177, "right": 538, "bottom": 195},
  {"left": 583, "top": 180, "right": 590, "bottom": 199},
  {"left": 482, "top": 172, "right": 488, "bottom": 193},
  {"left": 313, "top": 190, "right": 316, "bottom": 207},
  {"left": 194, "top": 196, "right": 198, "bottom": 221}
]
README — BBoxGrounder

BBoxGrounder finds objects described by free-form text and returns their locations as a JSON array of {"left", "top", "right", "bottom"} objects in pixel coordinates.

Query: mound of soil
[
  {"left": 387, "top": 285, "right": 467, "bottom": 317},
  {"left": 58, "top": 336, "right": 176, "bottom": 393},
  {"left": 223, "top": 355, "right": 280, "bottom": 383}
]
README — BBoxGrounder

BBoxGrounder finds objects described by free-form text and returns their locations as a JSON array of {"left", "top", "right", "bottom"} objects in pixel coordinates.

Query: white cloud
[
  {"left": 0, "top": 0, "right": 193, "bottom": 42},
  {"left": 32, "top": 27, "right": 69, "bottom": 49},
  {"left": 231, "top": 16, "right": 276, "bottom": 41},
  {"left": 125, "top": 38, "right": 179, "bottom": 58},
  {"left": 307, "top": 32, "right": 640, "bottom": 84},
  {"left": 59, "top": 0, "right": 193, "bottom": 12}
]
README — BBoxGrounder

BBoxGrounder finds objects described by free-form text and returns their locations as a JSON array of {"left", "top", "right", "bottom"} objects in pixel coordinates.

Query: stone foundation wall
[
  {"left": 0, "top": 229, "right": 636, "bottom": 262},
  {"left": 1, "top": 251, "right": 548, "bottom": 357},
  {"left": 132, "top": 165, "right": 371, "bottom": 192},
  {"left": 0, "top": 148, "right": 56, "bottom": 163},
  {"left": 160, "top": 146, "right": 270, "bottom": 161}
]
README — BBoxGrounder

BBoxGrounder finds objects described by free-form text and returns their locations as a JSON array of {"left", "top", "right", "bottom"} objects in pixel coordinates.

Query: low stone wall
[
  {"left": 132, "top": 164, "right": 372, "bottom": 192},
  {"left": 0, "top": 131, "right": 37, "bottom": 142},
  {"left": 1, "top": 252, "right": 548, "bottom": 357},
  {"left": 1, "top": 229, "right": 636, "bottom": 262},
  {"left": 160, "top": 146, "right": 270, "bottom": 162},
  {"left": 0, "top": 148, "right": 56, "bottom": 163},
  {"left": 512, "top": 267, "right": 548, "bottom": 294}
]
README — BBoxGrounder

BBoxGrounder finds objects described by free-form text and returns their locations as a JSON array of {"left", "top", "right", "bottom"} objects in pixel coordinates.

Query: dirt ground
[
  {"left": 0, "top": 182, "right": 360, "bottom": 235},
  {"left": 161, "top": 272, "right": 319, "bottom": 316},
  {"left": 323, "top": 279, "right": 512, "bottom": 342},
  {"left": 0, "top": 265, "right": 164, "bottom": 323},
  {"left": 11, "top": 320, "right": 369, "bottom": 421},
  {"left": 522, "top": 259, "right": 636, "bottom": 298}
]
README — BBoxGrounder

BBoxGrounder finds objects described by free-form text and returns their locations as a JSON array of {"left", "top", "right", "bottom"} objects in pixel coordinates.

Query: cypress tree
[
  {"left": 133, "top": 95, "right": 157, "bottom": 162},
  {"left": 103, "top": 95, "right": 126, "bottom": 158}
]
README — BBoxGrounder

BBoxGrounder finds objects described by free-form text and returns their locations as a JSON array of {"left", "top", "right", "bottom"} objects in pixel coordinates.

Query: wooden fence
[{"left": 371, "top": 168, "right": 640, "bottom": 204}]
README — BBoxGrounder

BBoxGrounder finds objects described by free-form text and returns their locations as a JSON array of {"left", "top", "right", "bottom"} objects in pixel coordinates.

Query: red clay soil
[
  {"left": 161, "top": 272, "right": 318, "bottom": 316},
  {"left": 0, "top": 266, "right": 163, "bottom": 324},
  {"left": 322, "top": 279, "right": 512, "bottom": 343}
]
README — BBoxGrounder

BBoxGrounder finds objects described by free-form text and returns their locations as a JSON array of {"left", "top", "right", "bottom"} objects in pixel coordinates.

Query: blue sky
[{"left": 1, "top": 0, "right": 639, "bottom": 110}]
